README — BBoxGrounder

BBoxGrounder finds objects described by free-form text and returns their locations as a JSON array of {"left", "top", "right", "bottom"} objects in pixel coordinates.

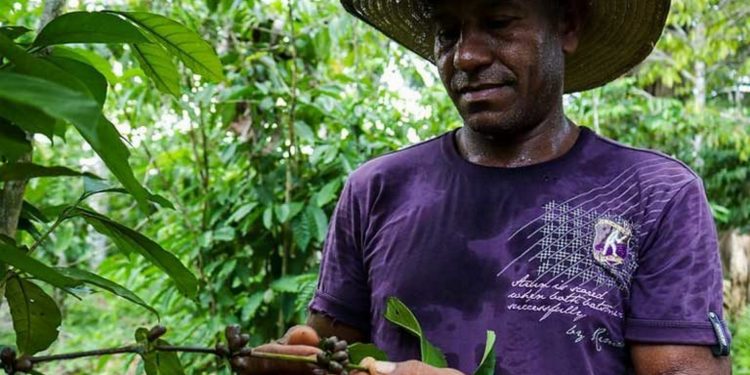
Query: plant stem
[
  {"left": 29, "top": 345, "right": 142, "bottom": 364},
  {"left": 154, "top": 345, "right": 219, "bottom": 355},
  {"left": 16, "top": 344, "right": 369, "bottom": 372}
]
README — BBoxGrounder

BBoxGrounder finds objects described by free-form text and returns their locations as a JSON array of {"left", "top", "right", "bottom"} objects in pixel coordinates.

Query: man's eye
[
  {"left": 487, "top": 18, "right": 514, "bottom": 30},
  {"left": 437, "top": 28, "right": 459, "bottom": 44}
]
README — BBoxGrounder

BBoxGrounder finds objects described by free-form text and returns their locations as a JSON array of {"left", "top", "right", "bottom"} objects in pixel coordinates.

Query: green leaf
[
  {"left": 135, "top": 327, "right": 159, "bottom": 375},
  {"left": 33, "top": 11, "right": 149, "bottom": 47},
  {"left": 154, "top": 339, "right": 185, "bottom": 375},
  {"left": 81, "top": 177, "right": 175, "bottom": 210},
  {"left": 87, "top": 116, "right": 153, "bottom": 213},
  {"left": 0, "top": 242, "right": 81, "bottom": 289},
  {"left": 227, "top": 202, "right": 257, "bottom": 223},
  {"left": 0, "top": 33, "right": 93, "bottom": 97},
  {"left": 0, "top": 73, "right": 149, "bottom": 213},
  {"left": 55, "top": 267, "right": 158, "bottom": 316},
  {"left": 21, "top": 201, "right": 50, "bottom": 223},
  {"left": 132, "top": 41, "right": 181, "bottom": 97},
  {"left": 0, "top": 163, "right": 101, "bottom": 181},
  {"left": 315, "top": 180, "right": 339, "bottom": 207},
  {"left": 348, "top": 343, "right": 388, "bottom": 364},
  {"left": 45, "top": 56, "right": 108, "bottom": 106},
  {"left": 0, "top": 100, "right": 56, "bottom": 138},
  {"left": 0, "top": 72, "right": 99, "bottom": 131},
  {"left": 472, "top": 331, "right": 497, "bottom": 375},
  {"left": 292, "top": 214, "right": 312, "bottom": 251},
  {"left": 0, "top": 26, "right": 32, "bottom": 40},
  {"left": 306, "top": 206, "right": 328, "bottom": 242},
  {"left": 73, "top": 208, "right": 198, "bottom": 298},
  {"left": 0, "top": 121, "right": 31, "bottom": 161},
  {"left": 241, "top": 292, "right": 264, "bottom": 321},
  {"left": 115, "top": 12, "right": 224, "bottom": 82},
  {"left": 385, "top": 297, "right": 447, "bottom": 368},
  {"left": 271, "top": 275, "right": 301, "bottom": 293},
  {"left": 5, "top": 277, "right": 62, "bottom": 355},
  {"left": 51, "top": 46, "right": 117, "bottom": 83}
]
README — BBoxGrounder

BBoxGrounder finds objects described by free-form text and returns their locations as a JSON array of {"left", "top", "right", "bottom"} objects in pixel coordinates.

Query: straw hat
[{"left": 341, "top": 0, "right": 671, "bottom": 93}]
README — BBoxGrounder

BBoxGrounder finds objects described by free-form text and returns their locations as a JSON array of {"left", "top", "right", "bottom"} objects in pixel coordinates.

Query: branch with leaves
[{"left": 0, "top": 325, "right": 370, "bottom": 375}]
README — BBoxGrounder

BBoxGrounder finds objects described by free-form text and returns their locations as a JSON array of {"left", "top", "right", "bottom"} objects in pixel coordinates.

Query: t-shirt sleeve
[
  {"left": 308, "top": 178, "right": 371, "bottom": 333},
  {"left": 625, "top": 177, "right": 729, "bottom": 346}
]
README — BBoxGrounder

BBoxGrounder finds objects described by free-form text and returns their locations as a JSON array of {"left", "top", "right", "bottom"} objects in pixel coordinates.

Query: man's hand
[
  {"left": 229, "top": 325, "right": 322, "bottom": 375},
  {"left": 355, "top": 358, "right": 464, "bottom": 375}
]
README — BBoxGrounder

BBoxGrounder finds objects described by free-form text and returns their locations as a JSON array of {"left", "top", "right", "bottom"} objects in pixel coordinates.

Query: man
[{"left": 234, "top": 0, "right": 731, "bottom": 373}]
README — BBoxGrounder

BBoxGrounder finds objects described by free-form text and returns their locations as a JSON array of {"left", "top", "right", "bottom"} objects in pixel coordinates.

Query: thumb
[
  {"left": 359, "top": 357, "right": 397, "bottom": 374},
  {"left": 282, "top": 325, "right": 320, "bottom": 346}
]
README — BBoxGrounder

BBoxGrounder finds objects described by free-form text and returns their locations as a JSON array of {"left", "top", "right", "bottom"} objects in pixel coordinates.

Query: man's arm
[{"left": 630, "top": 344, "right": 730, "bottom": 375}]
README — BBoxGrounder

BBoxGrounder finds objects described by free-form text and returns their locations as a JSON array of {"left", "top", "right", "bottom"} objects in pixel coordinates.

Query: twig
[
  {"left": 29, "top": 345, "right": 142, "bottom": 364},
  {"left": 5, "top": 344, "right": 369, "bottom": 372}
]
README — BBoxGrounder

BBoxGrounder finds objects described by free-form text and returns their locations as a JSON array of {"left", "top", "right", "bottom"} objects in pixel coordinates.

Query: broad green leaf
[
  {"left": 348, "top": 343, "right": 388, "bottom": 364},
  {"left": 33, "top": 11, "right": 149, "bottom": 47},
  {"left": 21, "top": 201, "right": 51, "bottom": 223},
  {"left": 0, "top": 243, "right": 81, "bottom": 289},
  {"left": 154, "top": 339, "right": 185, "bottom": 375},
  {"left": 73, "top": 208, "right": 198, "bottom": 298},
  {"left": 0, "top": 74, "right": 148, "bottom": 213},
  {"left": 0, "top": 72, "right": 99, "bottom": 132},
  {"left": 0, "top": 40, "right": 159, "bottom": 213},
  {"left": 45, "top": 56, "right": 108, "bottom": 106},
  {"left": 51, "top": 46, "right": 117, "bottom": 83},
  {"left": 227, "top": 202, "right": 257, "bottom": 223},
  {"left": 0, "top": 121, "right": 31, "bottom": 161},
  {"left": 115, "top": 12, "right": 224, "bottom": 82},
  {"left": 271, "top": 275, "right": 301, "bottom": 293},
  {"left": 384, "top": 297, "right": 423, "bottom": 337},
  {"left": 89, "top": 116, "right": 152, "bottom": 213},
  {"left": 5, "top": 277, "right": 62, "bottom": 355},
  {"left": 82, "top": 177, "right": 175, "bottom": 210},
  {"left": 385, "top": 297, "right": 447, "bottom": 368},
  {"left": 132, "top": 41, "right": 181, "bottom": 97},
  {"left": 135, "top": 327, "right": 159, "bottom": 375},
  {"left": 315, "top": 180, "right": 340, "bottom": 207},
  {"left": 0, "top": 26, "right": 32, "bottom": 40},
  {"left": 55, "top": 267, "right": 158, "bottom": 316},
  {"left": 0, "top": 163, "right": 101, "bottom": 181},
  {"left": 17, "top": 218, "right": 42, "bottom": 240},
  {"left": 292, "top": 215, "right": 312, "bottom": 251},
  {"left": 0, "top": 33, "right": 93, "bottom": 96},
  {"left": 0, "top": 100, "right": 56, "bottom": 138},
  {"left": 472, "top": 331, "right": 497, "bottom": 375},
  {"left": 241, "top": 292, "right": 264, "bottom": 321},
  {"left": 306, "top": 206, "right": 329, "bottom": 242}
]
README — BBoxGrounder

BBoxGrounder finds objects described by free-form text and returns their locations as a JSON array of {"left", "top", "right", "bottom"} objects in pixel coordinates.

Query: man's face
[{"left": 432, "top": 0, "right": 577, "bottom": 137}]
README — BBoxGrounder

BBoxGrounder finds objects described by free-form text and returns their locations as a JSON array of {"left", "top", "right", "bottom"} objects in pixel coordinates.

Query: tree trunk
[{"left": 720, "top": 229, "right": 750, "bottom": 319}]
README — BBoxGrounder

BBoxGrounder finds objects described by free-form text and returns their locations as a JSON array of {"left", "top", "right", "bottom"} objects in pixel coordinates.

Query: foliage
[
  {"left": 384, "top": 297, "right": 497, "bottom": 375},
  {"left": 0, "top": 0, "right": 748, "bottom": 373},
  {"left": 0, "top": 5, "right": 221, "bottom": 373}
]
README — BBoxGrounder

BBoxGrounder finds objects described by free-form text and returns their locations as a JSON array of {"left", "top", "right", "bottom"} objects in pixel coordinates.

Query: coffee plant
[{"left": 0, "top": 5, "right": 221, "bottom": 373}]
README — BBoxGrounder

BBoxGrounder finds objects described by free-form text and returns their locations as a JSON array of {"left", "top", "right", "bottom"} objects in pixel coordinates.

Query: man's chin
[{"left": 462, "top": 111, "right": 525, "bottom": 137}]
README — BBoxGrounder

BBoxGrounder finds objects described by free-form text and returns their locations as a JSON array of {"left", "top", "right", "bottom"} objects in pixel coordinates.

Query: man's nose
[{"left": 454, "top": 28, "right": 494, "bottom": 72}]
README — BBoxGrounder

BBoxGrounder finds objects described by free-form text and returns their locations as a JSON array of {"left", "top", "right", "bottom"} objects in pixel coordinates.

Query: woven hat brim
[{"left": 341, "top": 0, "right": 671, "bottom": 93}]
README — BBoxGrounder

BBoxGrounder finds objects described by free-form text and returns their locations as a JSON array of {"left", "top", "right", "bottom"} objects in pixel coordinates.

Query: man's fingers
[
  {"left": 254, "top": 343, "right": 322, "bottom": 357},
  {"left": 231, "top": 344, "right": 322, "bottom": 375},
  {"left": 283, "top": 325, "right": 321, "bottom": 346}
]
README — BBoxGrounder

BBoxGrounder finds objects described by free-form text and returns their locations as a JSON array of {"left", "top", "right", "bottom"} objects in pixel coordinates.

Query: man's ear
[{"left": 559, "top": 0, "right": 586, "bottom": 55}]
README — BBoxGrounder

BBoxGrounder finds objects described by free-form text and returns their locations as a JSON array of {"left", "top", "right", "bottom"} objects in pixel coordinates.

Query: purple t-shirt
[{"left": 310, "top": 127, "right": 727, "bottom": 374}]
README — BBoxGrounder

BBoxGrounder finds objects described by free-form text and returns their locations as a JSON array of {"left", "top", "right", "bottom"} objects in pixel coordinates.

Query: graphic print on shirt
[{"left": 497, "top": 158, "right": 695, "bottom": 351}]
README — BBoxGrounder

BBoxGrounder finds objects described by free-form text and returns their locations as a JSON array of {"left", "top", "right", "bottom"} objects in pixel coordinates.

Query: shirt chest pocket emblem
[{"left": 592, "top": 219, "right": 632, "bottom": 267}]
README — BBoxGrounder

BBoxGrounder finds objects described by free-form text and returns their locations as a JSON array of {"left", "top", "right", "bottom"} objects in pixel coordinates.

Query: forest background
[{"left": 0, "top": 0, "right": 749, "bottom": 373}]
